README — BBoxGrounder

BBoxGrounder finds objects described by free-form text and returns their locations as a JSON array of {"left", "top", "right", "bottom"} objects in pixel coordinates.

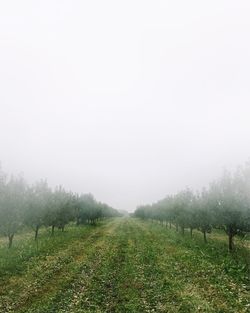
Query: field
[{"left": 0, "top": 218, "right": 249, "bottom": 313}]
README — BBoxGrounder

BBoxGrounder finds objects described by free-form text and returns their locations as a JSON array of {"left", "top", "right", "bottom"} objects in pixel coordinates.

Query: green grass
[
  {"left": 0, "top": 218, "right": 249, "bottom": 313},
  {"left": 0, "top": 224, "right": 95, "bottom": 278}
]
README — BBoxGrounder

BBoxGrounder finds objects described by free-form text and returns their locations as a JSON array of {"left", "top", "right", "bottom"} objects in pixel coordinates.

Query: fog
[{"left": 0, "top": 1, "right": 250, "bottom": 212}]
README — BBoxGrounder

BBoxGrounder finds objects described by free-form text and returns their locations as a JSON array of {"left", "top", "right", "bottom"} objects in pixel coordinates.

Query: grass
[{"left": 0, "top": 218, "right": 249, "bottom": 312}]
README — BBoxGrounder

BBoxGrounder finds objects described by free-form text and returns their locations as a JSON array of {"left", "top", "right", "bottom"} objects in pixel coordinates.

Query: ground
[{"left": 0, "top": 218, "right": 249, "bottom": 313}]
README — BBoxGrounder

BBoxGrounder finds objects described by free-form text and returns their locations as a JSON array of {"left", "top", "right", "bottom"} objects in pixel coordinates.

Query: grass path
[{"left": 0, "top": 218, "right": 249, "bottom": 312}]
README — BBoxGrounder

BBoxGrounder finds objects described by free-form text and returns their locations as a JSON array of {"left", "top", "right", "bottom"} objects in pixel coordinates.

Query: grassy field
[{"left": 0, "top": 218, "right": 249, "bottom": 313}]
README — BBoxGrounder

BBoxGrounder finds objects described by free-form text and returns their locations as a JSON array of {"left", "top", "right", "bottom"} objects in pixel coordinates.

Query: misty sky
[{"left": 0, "top": 1, "right": 250, "bottom": 211}]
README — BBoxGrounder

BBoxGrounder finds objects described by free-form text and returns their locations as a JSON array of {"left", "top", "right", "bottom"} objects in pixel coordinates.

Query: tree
[
  {"left": 24, "top": 180, "right": 51, "bottom": 240},
  {"left": 0, "top": 175, "right": 27, "bottom": 248},
  {"left": 44, "top": 187, "right": 74, "bottom": 234},
  {"left": 174, "top": 190, "right": 194, "bottom": 235},
  {"left": 211, "top": 169, "right": 250, "bottom": 251},
  {"left": 195, "top": 190, "right": 213, "bottom": 243}
]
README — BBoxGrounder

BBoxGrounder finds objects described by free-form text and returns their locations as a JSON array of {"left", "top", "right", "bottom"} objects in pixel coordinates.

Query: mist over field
[
  {"left": 1, "top": 2, "right": 250, "bottom": 313},
  {"left": 1, "top": 1, "right": 250, "bottom": 212}
]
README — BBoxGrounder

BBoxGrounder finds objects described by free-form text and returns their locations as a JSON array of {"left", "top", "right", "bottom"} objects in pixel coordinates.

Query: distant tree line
[
  {"left": 0, "top": 167, "right": 120, "bottom": 248},
  {"left": 134, "top": 164, "right": 250, "bottom": 251}
]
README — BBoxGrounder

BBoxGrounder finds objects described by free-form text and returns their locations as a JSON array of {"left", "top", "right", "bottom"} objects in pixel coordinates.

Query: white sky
[{"left": 0, "top": 1, "right": 250, "bottom": 211}]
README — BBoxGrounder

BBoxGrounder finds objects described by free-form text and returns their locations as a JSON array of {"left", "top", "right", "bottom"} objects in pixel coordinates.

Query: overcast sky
[{"left": 0, "top": 1, "right": 250, "bottom": 211}]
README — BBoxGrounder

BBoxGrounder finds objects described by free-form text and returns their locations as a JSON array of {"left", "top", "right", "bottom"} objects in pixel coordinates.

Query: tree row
[
  {"left": 134, "top": 165, "right": 250, "bottom": 251},
  {"left": 0, "top": 168, "right": 120, "bottom": 248}
]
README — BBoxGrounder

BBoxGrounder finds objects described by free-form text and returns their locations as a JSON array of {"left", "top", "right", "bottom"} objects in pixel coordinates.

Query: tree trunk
[
  {"left": 8, "top": 234, "right": 14, "bottom": 248},
  {"left": 203, "top": 231, "right": 207, "bottom": 243},
  {"left": 176, "top": 224, "right": 179, "bottom": 232},
  {"left": 62, "top": 225, "right": 65, "bottom": 232},
  {"left": 51, "top": 225, "right": 55, "bottom": 236},
  {"left": 181, "top": 226, "right": 184, "bottom": 235},
  {"left": 169, "top": 222, "right": 172, "bottom": 229},
  {"left": 228, "top": 232, "right": 234, "bottom": 251},
  {"left": 35, "top": 225, "right": 39, "bottom": 241},
  {"left": 190, "top": 228, "right": 193, "bottom": 238}
]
